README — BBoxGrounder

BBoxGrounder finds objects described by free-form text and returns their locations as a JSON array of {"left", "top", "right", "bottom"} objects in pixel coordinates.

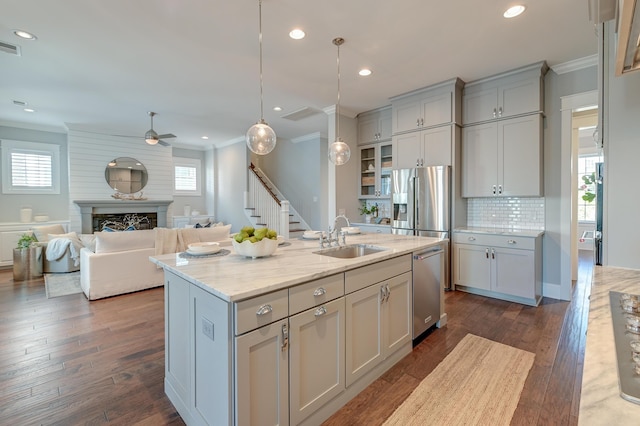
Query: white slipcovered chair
[{"left": 31, "top": 224, "right": 85, "bottom": 273}]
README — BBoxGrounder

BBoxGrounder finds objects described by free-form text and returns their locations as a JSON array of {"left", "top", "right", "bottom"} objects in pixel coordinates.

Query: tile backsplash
[{"left": 467, "top": 197, "right": 545, "bottom": 230}]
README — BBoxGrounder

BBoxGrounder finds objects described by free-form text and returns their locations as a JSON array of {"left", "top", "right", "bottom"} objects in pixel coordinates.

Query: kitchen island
[
  {"left": 580, "top": 265, "right": 640, "bottom": 424},
  {"left": 150, "top": 233, "right": 446, "bottom": 426}
]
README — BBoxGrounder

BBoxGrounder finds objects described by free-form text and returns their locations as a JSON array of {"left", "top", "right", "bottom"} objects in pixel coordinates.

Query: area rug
[
  {"left": 44, "top": 271, "right": 82, "bottom": 298},
  {"left": 383, "top": 334, "right": 535, "bottom": 426}
]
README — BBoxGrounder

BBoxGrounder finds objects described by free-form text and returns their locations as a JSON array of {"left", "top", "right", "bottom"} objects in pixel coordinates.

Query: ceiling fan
[{"left": 144, "top": 111, "right": 176, "bottom": 146}]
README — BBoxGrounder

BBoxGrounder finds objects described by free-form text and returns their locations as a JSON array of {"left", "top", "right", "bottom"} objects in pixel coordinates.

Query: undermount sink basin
[{"left": 313, "top": 244, "right": 388, "bottom": 259}]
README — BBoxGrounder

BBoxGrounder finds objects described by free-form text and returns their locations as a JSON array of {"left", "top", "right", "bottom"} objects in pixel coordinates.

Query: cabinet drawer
[
  {"left": 345, "top": 254, "right": 411, "bottom": 294},
  {"left": 234, "top": 289, "right": 288, "bottom": 336},
  {"left": 289, "top": 274, "right": 344, "bottom": 315},
  {"left": 453, "top": 233, "right": 536, "bottom": 250}
]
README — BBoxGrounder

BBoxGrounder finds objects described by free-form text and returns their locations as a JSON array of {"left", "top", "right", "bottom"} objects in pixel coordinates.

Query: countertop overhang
[{"left": 150, "top": 233, "right": 445, "bottom": 302}]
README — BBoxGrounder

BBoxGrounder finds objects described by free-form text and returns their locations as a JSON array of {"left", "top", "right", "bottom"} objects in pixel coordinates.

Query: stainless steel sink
[{"left": 313, "top": 244, "right": 387, "bottom": 259}]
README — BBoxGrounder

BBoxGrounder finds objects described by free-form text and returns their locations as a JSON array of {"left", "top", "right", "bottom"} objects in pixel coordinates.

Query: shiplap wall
[{"left": 67, "top": 129, "right": 174, "bottom": 232}]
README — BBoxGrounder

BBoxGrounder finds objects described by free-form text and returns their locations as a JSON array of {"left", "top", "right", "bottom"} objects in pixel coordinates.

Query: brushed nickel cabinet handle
[
  {"left": 314, "top": 306, "right": 327, "bottom": 317},
  {"left": 313, "top": 287, "right": 326, "bottom": 297},
  {"left": 256, "top": 304, "right": 273, "bottom": 316}
]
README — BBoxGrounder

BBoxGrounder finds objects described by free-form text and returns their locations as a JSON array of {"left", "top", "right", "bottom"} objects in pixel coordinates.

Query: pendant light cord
[
  {"left": 333, "top": 37, "right": 344, "bottom": 140},
  {"left": 259, "top": 0, "right": 265, "bottom": 122}
]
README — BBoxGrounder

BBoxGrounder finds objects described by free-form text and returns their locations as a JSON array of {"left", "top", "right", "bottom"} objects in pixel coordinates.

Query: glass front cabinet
[{"left": 359, "top": 142, "right": 392, "bottom": 199}]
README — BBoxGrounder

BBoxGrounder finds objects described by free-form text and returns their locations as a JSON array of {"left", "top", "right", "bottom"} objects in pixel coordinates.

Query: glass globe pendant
[
  {"left": 246, "top": 119, "right": 276, "bottom": 155},
  {"left": 329, "top": 37, "right": 350, "bottom": 165},
  {"left": 246, "top": 0, "right": 276, "bottom": 155}
]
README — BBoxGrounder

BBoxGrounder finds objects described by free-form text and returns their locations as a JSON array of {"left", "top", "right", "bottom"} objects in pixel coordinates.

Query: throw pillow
[
  {"left": 48, "top": 231, "right": 82, "bottom": 244},
  {"left": 32, "top": 224, "right": 66, "bottom": 242},
  {"left": 194, "top": 222, "right": 212, "bottom": 228},
  {"left": 102, "top": 226, "right": 116, "bottom": 232}
]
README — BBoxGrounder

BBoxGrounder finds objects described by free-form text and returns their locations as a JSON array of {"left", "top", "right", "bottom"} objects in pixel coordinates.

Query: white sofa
[{"left": 80, "top": 225, "right": 231, "bottom": 300}]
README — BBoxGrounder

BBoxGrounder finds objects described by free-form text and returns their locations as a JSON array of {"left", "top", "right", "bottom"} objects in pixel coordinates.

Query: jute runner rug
[
  {"left": 383, "top": 334, "right": 535, "bottom": 426},
  {"left": 44, "top": 271, "right": 82, "bottom": 298}
]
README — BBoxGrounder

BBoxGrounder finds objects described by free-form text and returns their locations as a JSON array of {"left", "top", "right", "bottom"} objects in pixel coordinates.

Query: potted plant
[
  {"left": 13, "top": 233, "right": 42, "bottom": 281},
  {"left": 359, "top": 202, "right": 378, "bottom": 223}
]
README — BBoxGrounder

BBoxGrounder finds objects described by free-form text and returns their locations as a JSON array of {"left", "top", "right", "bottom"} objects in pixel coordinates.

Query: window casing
[
  {"left": 1, "top": 140, "right": 60, "bottom": 194},
  {"left": 173, "top": 157, "right": 201, "bottom": 196},
  {"left": 577, "top": 153, "right": 600, "bottom": 223}
]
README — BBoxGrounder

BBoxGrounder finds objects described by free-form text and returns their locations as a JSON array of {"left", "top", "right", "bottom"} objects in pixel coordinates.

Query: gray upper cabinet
[
  {"left": 462, "top": 62, "right": 548, "bottom": 126},
  {"left": 358, "top": 107, "right": 392, "bottom": 145},
  {"left": 390, "top": 78, "right": 463, "bottom": 135}
]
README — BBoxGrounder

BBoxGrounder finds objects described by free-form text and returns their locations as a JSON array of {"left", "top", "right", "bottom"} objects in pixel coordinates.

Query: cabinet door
[
  {"left": 358, "top": 116, "right": 380, "bottom": 145},
  {"left": 499, "top": 114, "right": 543, "bottom": 197},
  {"left": 454, "top": 243, "right": 491, "bottom": 290},
  {"left": 236, "top": 319, "right": 289, "bottom": 426},
  {"left": 379, "top": 143, "right": 393, "bottom": 198},
  {"left": 421, "top": 92, "right": 453, "bottom": 128},
  {"left": 462, "top": 86, "right": 497, "bottom": 124},
  {"left": 421, "top": 126, "right": 452, "bottom": 166},
  {"left": 393, "top": 98, "right": 422, "bottom": 134},
  {"left": 492, "top": 247, "right": 535, "bottom": 299},
  {"left": 359, "top": 145, "right": 377, "bottom": 198},
  {"left": 289, "top": 298, "right": 345, "bottom": 425},
  {"left": 462, "top": 123, "right": 498, "bottom": 197},
  {"left": 393, "top": 132, "right": 421, "bottom": 169},
  {"left": 499, "top": 77, "right": 541, "bottom": 118},
  {"left": 164, "top": 274, "right": 191, "bottom": 411},
  {"left": 383, "top": 272, "right": 412, "bottom": 357},
  {"left": 345, "top": 284, "right": 382, "bottom": 387},
  {"left": 379, "top": 112, "right": 393, "bottom": 140}
]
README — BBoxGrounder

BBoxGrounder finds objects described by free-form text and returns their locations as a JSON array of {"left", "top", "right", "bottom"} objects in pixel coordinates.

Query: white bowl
[
  {"left": 232, "top": 238, "right": 278, "bottom": 258},
  {"left": 303, "top": 231, "right": 321, "bottom": 240},
  {"left": 342, "top": 226, "right": 361, "bottom": 235},
  {"left": 187, "top": 241, "right": 220, "bottom": 254}
]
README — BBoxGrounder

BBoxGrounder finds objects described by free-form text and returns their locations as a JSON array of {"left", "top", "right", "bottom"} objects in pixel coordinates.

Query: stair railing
[{"left": 248, "top": 165, "right": 290, "bottom": 238}]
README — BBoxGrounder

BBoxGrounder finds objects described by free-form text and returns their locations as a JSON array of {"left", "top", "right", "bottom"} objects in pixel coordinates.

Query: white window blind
[
  {"left": 11, "top": 151, "right": 53, "bottom": 188},
  {"left": 175, "top": 165, "right": 197, "bottom": 191},
  {"left": 1, "top": 140, "right": 60, "bottom": 194},
  {"left": 173, "top": 157, "right": 201, "bottom": 195}
]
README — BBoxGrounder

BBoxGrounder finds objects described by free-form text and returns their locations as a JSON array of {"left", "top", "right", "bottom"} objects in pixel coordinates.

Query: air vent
[
  {"left": 281, "top": 107, "right": 321, "bottom": 121},
  {"left": 0, "top": 40, "right": 21, "bottom": 56},
  {"left": 12, "top": 100, "right": 27, "bottom": 106}
]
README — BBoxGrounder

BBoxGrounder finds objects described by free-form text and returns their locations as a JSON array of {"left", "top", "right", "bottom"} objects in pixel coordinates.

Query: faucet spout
[{"left": 333, "top": 214, "right": 350, "bottom": 233}]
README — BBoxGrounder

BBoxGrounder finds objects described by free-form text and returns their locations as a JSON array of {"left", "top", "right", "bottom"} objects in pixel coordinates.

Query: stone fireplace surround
[{"left": 74, "top": 200, "right": 173, "bottom": 234}]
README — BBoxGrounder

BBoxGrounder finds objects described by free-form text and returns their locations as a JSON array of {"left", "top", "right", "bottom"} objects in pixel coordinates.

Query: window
[
  {"left": 173, "top": 157, "right": 201, "bottom": 196},
  {"left": 1, "top": 140, "right": 60, "bottom": 194},
  {"left": 577, "top": 153, "right": 601, "bottom": 222}
]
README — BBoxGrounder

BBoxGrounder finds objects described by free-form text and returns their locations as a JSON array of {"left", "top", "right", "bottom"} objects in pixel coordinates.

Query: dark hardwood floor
[{"left": 0, "top": 251, "right": 593, "bottom": 425}]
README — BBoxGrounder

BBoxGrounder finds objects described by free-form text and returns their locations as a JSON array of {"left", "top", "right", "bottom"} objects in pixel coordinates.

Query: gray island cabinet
[{"left": 150, "top": 234, "right": 445, "bottom": 426}]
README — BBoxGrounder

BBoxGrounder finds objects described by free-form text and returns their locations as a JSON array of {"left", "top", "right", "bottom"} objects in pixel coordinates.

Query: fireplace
[
  {"left": 74, "top": 200, "right": 173, "bottom": 234},
  {"left": 92, "top": 213, "right": 157, "bottom": 232}
]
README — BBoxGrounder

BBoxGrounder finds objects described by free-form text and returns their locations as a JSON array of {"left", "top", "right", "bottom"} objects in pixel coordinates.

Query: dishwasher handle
[{"left": 414, "top": 247, "right": 444, "bottom": 260}]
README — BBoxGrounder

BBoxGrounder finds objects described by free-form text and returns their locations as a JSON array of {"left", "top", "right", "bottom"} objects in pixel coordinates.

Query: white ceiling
[{"left": 0, "top": 0, "right": 597, "bottom": 149}]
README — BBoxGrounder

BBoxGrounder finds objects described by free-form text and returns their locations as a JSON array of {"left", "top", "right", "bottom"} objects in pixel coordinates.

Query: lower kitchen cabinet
[
  {"left": 345, "top": 271, "right": 412, "bottom": 387},
  {"left": 236, "top": 319, "right": 289, "bottom": 426},
  {"left": 289, "top": 297, "right": 345, "bottom": 425},
  {"left": 453, "top": 231, "right": 542, "bottom": 306}
]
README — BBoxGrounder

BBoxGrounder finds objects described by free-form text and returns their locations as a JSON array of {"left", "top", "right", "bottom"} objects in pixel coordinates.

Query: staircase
[{"left": 245, "top": 164, "right": 309, "bottom": 238}]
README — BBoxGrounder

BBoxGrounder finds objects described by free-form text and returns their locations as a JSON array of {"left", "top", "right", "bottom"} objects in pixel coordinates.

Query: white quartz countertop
[
  {"left": 454, "top": 226, "right": 544, "bottom": 238},
  {"left": 150, "top": 233, "right": 445, "bottom": 303},
  {"left": 579, "top": 266, "right": 640, "bottom": 424}
]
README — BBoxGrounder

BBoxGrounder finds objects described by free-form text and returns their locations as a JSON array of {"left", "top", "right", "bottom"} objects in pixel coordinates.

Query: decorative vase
[
  {"left": 365, "top": 214, "right": 372, "bottom": 224},
  {"left": 13, "top": 246, "right": 43, "bottom": 281}
]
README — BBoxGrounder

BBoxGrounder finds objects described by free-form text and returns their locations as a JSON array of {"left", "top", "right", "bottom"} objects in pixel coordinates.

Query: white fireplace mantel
[{"left": 74, "top": 199, "right": 173, "bottom": 233}]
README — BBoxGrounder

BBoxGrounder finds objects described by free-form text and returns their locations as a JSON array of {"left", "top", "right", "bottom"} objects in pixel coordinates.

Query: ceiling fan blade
[
  {"left": 156, "top": 133, "right": 176, "bottom": 139},
  {"left": 158, "top": 139, "right": 171, "bottom": 147}
]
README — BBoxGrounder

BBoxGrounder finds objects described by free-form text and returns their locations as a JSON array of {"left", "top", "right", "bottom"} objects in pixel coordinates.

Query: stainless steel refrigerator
[
  {"left": 391, "top": 166, "right": 451, "bottom": 340},
  {"left": 391, "top": 166, "right": 450, "bottom": 239}
]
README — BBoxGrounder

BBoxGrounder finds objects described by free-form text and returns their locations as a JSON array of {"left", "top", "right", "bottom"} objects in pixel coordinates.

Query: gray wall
[
  {"left": 259, "top": 135, "right": 323, "bottom": 230},
  {"left": 214, "top": 142, "right": 251, "bottom": 233},
  {"left": 543, "top": 66, "right": 598, "bottom": 290},
  {"left": 0, "top": 126, "right": 69, "bottom": 223},
  {"left": 172, "top": 147, "right": 208, "bottom": 218},
  {"left": 605, "top": 22, "right": 640, "bottom": 269}
]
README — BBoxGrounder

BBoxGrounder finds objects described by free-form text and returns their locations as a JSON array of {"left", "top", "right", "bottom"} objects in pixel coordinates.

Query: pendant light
[
  {"left": 246, "top": 0, "right": 276, "bottom": 155},
  {"left": 328, "top": 37, "right": 351, "bottom": 165}
]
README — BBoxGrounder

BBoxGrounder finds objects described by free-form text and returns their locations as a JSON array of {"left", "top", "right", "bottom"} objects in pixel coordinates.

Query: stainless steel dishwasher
[{"left": 412, "top": 245, "right": 444, "bottom": 340}]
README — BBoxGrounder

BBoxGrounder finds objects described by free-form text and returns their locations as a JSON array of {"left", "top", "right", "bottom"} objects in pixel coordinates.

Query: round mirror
[{"left": 105, "top": 157, "right": 148, "bottom": 194}]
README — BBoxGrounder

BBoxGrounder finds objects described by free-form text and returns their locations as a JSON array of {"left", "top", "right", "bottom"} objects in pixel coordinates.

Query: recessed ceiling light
[
  {"left": 359, "top": 68, "right": 372, "bottom": 77},
  {"left": 201, "top": 136, "right": 209, "bottom": 140},
  {"left": 273, "top": 106, "right": 283, "bottom": 112},
  {"left": 23, "top": 108, "right": 35, "bottom": 113},
  {"left": 503, "top": 5, "right": 526, "bottom": 18},
  {"left": 289, "top": 28, "right": 305, "bottom": 40},
  {"left": 14, "top": 30, "right": 37, "bottom": 40}
]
